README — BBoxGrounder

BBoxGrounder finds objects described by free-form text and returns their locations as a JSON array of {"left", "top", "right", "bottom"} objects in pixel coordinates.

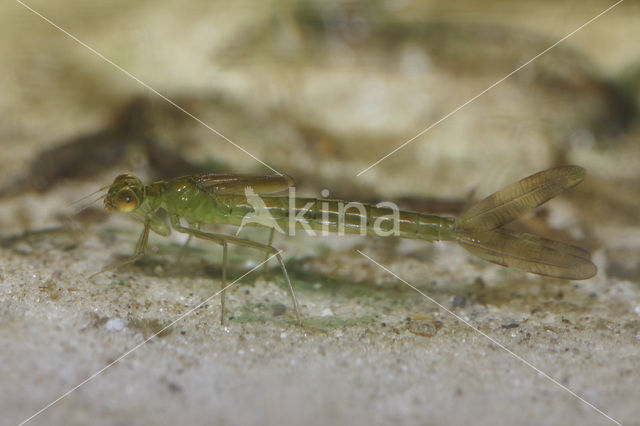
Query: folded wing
[
  {"left": 458, "top": 166, "right": 585, "bottom": 231},
  {"left": 193, "top": 174, "right": 294, "bottom": 195},
  {"left": 456, "top": 228, "right": 596, "bottom": 280}
]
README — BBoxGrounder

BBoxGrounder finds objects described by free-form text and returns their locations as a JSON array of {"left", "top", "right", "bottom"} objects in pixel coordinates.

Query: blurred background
[
  {"left": 1, "top": 0, "right": 639, "bottom": 269},
  {"left": 1, "top": 0, "right": 639, "bottom": 425}
]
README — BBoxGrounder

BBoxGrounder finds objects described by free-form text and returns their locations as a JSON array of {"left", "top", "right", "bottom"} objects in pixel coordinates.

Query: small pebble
[
  {"left": 14, "top": 242, "right": 33, "bottom": 255},
  {"left": 320, "top": 308, "right": 334, "bottom": 318},
  {"left": 272, "top": 303, "right": 287, "bottom": 316},
  {"left": 501, "top": 323, "right": 519, "bottom": 329},
  {"left": 451, "top": 295, "right": 466, "bottom": 308},
  {"left": 105, "top": 318, "right": 125, "bottom": 332}
]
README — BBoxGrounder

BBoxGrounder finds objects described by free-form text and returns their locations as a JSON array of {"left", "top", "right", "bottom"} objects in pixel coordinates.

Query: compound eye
[{"left": 114, "top": 189, "right": 138, "bottom": 212}]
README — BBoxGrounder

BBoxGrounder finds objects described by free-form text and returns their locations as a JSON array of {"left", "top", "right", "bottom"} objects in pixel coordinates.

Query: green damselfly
[{"left": 100, "top": 165, "right": 596, "bottom": 324}]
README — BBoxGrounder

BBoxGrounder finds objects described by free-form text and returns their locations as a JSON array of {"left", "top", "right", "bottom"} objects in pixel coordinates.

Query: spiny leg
[
  {"left": 90, "top": 217, "right": 151, "bottom": 279},
  {"left": 220, "top": 241, "right": 228, "bottom": 325},
  {"left": 173, "top": 221, "right": 227, "bottom": 324},
  {"left": 170, "top": 218, "right": 301, "bottom": 324},
  {"left": 134, "top": 217, "right": 151, "bottom": 256}
]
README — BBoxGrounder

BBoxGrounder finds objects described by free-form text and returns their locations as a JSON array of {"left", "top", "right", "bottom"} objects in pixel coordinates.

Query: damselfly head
[{"left": 104, "top": 174, "right": 144, "bottom": 213}]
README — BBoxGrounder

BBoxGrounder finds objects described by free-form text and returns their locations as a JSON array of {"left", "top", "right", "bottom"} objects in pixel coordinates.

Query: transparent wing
[
  {"left": 458, "top": 166, "right": 585, "bottom": 231},
  {"left": 192, "top": 174, "right": 294, "bottom": 195},
  {"left": 456, "top": 228, "right": 596, "bottom": 280}
]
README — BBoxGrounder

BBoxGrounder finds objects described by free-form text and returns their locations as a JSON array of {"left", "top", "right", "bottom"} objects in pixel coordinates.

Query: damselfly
[{"left": 99, "top": 166, "right": 596, "bottom": 324}]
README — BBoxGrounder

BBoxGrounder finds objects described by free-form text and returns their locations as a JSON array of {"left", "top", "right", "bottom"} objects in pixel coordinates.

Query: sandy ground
[{"left": 1, "top": 1, "right": 640, "bottom": 425}]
